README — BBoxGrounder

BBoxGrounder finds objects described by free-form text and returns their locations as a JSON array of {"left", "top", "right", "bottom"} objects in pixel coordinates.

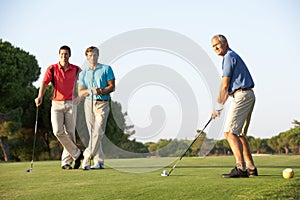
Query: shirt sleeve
[
  {"left": 42, "top": 65, "right": 54, "bottom": 85},
  {"left": 78, "top": 70, "right": 86, "bottom": 87},
  {"left": 222, "top": 56, "right": 236, "bottom": 78},
  {"left": 107, "top": 66, "right": 115, "bottom": 81}
]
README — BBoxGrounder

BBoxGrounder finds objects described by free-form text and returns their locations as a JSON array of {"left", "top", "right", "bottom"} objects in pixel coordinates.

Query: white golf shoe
[
  {"left": 91, "top": 163, "right": 104, "bottom": 170},
  {"left": 82, "top": 156, "right": 91, "bottom": 170}
]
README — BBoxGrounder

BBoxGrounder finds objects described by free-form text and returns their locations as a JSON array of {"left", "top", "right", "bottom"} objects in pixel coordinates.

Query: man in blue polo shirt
[
  {"left": 78, "top": 46, "right": 115, "bottom": 170},
  {"left": 211, "top": 35, "right": 258, "bottom": 178}
]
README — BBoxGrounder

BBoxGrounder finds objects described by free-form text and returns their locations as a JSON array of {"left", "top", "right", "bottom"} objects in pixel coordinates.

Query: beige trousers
[
  {"left": 224, "top": 90, "right": 255, "bottom": 136},
  {"left": 83, "top": 99, "right": 110, "bottom": 165},
  {"left": 51, "top": 100, "right": 81, "bottom": 166}
]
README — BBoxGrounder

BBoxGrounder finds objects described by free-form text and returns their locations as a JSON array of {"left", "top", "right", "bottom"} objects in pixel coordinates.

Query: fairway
[{"left": 0, "top": 155, "right": 299, "bottom": 200}]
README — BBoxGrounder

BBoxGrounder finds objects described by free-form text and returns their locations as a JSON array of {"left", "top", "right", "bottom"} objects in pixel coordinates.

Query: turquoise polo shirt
[{"left": 78, "top": 63, "right": 115, "bottom": 100}]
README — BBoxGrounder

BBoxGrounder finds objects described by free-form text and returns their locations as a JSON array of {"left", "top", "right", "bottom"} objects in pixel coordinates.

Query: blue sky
[{"left": 1, "top": 0, "right": 299, "bottom": 142}]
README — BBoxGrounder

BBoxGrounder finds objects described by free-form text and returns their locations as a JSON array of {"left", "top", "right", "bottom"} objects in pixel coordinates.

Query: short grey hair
[{"left": 212, "top": 34, "right": 227, "bottom": 44}]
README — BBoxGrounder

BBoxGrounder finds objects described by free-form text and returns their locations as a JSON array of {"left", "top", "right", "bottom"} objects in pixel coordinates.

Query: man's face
[
  {"left": 59, "top": 49, "right": 70, "bottom": 63},
  {"left": 86, "top": 50, "right": 99, "bottom": 66},
  {"left": 211, "top": 37, "right": 228, "bottom": 56}
]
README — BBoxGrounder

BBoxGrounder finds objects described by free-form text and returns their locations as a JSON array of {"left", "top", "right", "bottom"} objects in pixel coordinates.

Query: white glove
[{"left": 215, "top": 102, "right": 224, "bottom": 111}]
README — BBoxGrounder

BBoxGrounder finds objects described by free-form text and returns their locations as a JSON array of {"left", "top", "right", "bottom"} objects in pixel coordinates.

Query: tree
[
  {"left": 259, "top": 138, "right": 272, "bottom": 154},
  {"left": 284, "top": 127, "right": 300, "bottom": 154},
  {"left": 190, "top": 133, "right": 207, "bottom": 156},
  {"left": 0, "top": 39, "right": 40, "bottom": 161},
  {"left": 277, "top": 131, "right": 294, "bottom": 155},
  {"left": 105, "top": 101, "right": 134, "bottom": 145},
  {"left": 144, "top": 142, "right": 159, "bottom": 156},
  {"left": 292, "top": 120, "right": 300, "bottom": 128},
  {"left": 0, "top": 39, "right": 40, "bottom": 112},
  {"left": 214, "top": 139, "right": 230, "bottom": 155},
  {"left": 247, "top": 136, "right": 263, "bottom": 154},
  {"left": 268, "top": 136, "right": 281, "bottom": 154},
  {"left": 103, "top": 100, "right": 149, "bottom": 157},
  {"left": 0, "top": 108, "right": 23, "bottom": 161}
]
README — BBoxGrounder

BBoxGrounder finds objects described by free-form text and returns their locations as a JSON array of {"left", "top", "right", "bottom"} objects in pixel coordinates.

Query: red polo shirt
[{"left": 43, "top": 62, "right": 81, "bottom": 101}]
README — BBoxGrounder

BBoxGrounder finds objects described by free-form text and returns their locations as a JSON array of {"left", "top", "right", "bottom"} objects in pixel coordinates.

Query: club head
[
  {"left": 160, "top": 170, "right": 169, "bottom": 177},
  {"left": 26, "top": 169, "right": 32, "bottom": 173}
]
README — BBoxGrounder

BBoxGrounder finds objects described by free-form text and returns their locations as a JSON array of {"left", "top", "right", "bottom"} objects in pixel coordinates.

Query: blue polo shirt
[
  {"left": 222, "top": 48, "right": 254, "bottom": 95},
  {"left": 78, "top": 63, "right": 115, "bottom": 100}
]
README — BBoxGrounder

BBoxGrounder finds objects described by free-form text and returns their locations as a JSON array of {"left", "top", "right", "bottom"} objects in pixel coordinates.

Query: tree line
[{"left": 0, "top": 39, "right": 299, "bottom": 162}]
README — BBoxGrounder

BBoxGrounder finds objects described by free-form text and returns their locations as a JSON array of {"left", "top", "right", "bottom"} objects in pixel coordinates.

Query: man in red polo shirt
[{"left": 35, "top": 45, "right": 83, "bottom": 169}]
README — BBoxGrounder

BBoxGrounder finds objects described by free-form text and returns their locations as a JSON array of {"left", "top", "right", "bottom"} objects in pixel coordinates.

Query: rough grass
[{"left": 0, "top": 155, "right": 299, "bottom": 200}]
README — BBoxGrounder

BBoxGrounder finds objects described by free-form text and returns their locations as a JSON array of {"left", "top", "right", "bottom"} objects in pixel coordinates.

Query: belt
[
  {"left": 230, "top": 88, "right": 252, "bottom": 97},
  {"left": 95, "top": 99, "right": 108, "bottom": 102}
]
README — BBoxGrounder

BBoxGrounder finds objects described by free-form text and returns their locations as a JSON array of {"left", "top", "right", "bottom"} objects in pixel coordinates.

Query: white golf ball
[
  {"left": 161, "top": 170, "right": 168, "bottom": 176},
  {"left": 282, "top": 168, "right": 294, "bottom": 179}
]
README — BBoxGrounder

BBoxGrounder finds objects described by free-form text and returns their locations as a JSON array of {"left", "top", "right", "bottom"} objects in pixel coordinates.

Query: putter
[
  {"left": 161, "top": 117, "right": 212, "bottom": 177},
  {"left": 26, "top": 107, "right": 39, "bottom": 172}
]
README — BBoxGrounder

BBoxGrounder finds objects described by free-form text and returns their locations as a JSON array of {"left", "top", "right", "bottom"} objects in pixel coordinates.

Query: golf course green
[{"left": 0, "top": 155, "right": 299, "bottom": 200}]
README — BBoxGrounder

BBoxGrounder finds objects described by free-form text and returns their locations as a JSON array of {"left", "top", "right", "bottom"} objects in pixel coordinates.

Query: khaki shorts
[{"left": 224, "top": 89, "right": 255, "bottom": 136}]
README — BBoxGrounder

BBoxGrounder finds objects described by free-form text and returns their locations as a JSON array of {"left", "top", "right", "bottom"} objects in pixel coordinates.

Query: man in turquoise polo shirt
[
  {"left": 78, "top": 46, "right": 115, "bottom": 170},
  {"left": 211, "top": 35, "right": 258, "bottom": 178}
]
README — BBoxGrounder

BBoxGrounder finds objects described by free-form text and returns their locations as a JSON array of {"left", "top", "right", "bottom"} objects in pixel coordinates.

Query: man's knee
[
  {"left": 224, "top": 132, "right": 235, "bottom": 138},
  {"left": 53, "top": 130, "right": 65, "bottom": 137}
]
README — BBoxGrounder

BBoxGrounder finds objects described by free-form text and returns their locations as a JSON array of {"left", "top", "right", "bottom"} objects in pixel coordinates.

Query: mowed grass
[{"left": 0, "top": 155, "right": 299, "bottom": 200}]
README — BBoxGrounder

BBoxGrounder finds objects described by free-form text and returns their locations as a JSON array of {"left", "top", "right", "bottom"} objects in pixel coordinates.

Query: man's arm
[
  {"left": 217, "top": 76, "right": 230, "bottom": 104},
  {"left": 212, "top": 76, "right": 230, "bottom": 119},
  {"left": 96, "top": 79, "right": 115, "bottom": 95},
  {"left": 35, "top": 83, "right": 48, "bottom": 107},
  {"left": 78, "top": 85, "right": 91, "bottom": 98}
]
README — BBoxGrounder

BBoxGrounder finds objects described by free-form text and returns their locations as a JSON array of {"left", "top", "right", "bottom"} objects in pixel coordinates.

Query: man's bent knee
[{"left": 53, "top": 130, "right": 65, "bottom": 137}]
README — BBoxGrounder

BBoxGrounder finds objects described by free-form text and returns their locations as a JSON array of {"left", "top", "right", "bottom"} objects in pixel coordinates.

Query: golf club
[
  {"left": 90, "top": 89, "right": 94, "bottom": 167},
  {"left": 161, "top": 117, "right": 212, "bottom": 177},
  {"left": 26, "top": 107, "right": 39, "bottom": 172}
]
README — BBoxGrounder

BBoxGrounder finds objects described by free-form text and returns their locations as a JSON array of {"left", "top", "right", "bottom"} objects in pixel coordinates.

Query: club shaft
[
  {"left": 167, "top": 117, "right": 212, "bottom": 176},
  {"left": 179, "top": 118, "right": 212, "bottom": 160},
  {"left": 29, "top": 107, "right": 38, "bottom": 171}
]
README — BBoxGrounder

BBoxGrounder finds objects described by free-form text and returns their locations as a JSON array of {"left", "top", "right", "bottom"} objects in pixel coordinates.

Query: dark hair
[
  {"left": 85, "top": 46, "right": 99, "bottom": 56},
  {"left": 59, "top": 45, "right": 71, "bottom": 56}
]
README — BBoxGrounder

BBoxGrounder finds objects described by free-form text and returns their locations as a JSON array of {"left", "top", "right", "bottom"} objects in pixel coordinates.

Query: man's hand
[
  {"left": 95, "top": 88, "right": 104, "bottom": 95},
  {"left": 35, "top": 97, "right": 43, "bottom": 107},
  {"left": 211, "top": 109, "right": 222, "bottom": 119},
  {"left": 73, "top": 96, "right": 82, "bottom": 105}
]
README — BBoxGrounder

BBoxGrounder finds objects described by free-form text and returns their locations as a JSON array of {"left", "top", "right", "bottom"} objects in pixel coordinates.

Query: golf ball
[
  {"left": 282, "top": 168, "right": 294, "bottom": 179},
  {"left": 161, "top": 170, "right": 168, "bottom": 176}
]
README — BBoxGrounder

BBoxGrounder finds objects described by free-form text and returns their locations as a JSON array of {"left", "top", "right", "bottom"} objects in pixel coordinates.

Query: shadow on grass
[
  {"left": 105, "top": 165, "right": 300, "bottom": 170},
  {"left": 172, "top": 165, "right": 300, "bottom": 169},
  {"left": 258, "top": 174, "right": 282, "bottom": 177}
]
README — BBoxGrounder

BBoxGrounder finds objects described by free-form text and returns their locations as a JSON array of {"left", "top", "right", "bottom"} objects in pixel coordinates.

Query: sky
[{"left": 1, "top": 0, "right": 300, "bottom": 143}]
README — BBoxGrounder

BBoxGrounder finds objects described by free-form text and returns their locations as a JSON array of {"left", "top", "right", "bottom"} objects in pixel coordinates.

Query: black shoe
[
  {"left": 74, "top": 151, "right": 83, "bottom": 169},
  {"left": 247, "top": 167, "right": 258, "bottom": 176},
  {"left": 62, "top": 164, "right": 72, "bottom": 170},
  {"left": 222, "top": 167, "right": 249, "bottom": 178}
]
